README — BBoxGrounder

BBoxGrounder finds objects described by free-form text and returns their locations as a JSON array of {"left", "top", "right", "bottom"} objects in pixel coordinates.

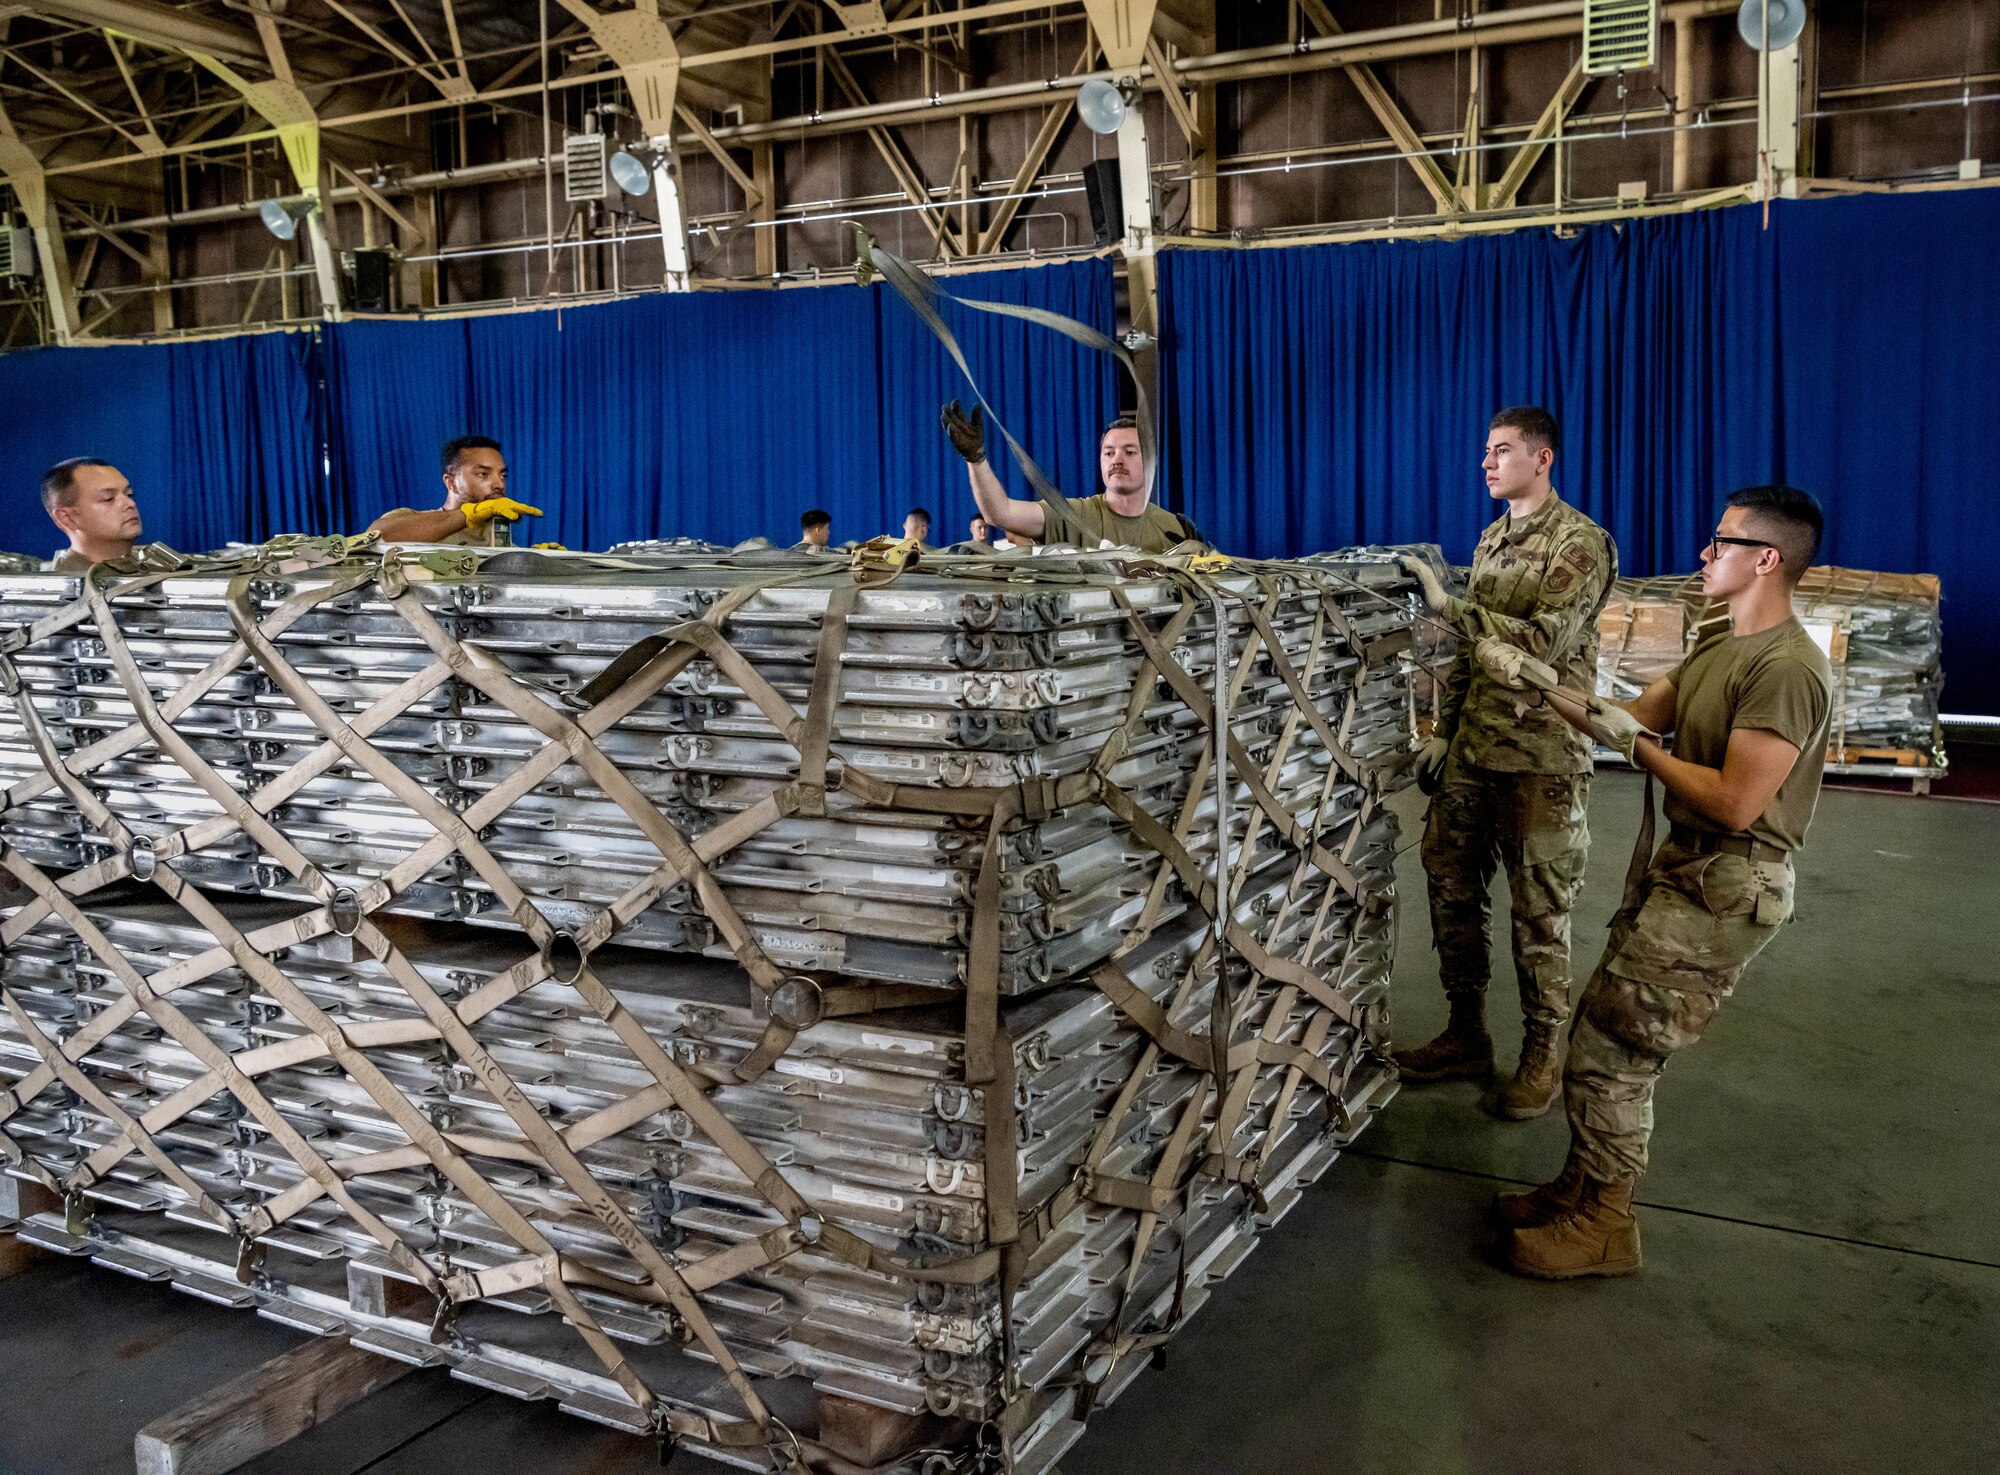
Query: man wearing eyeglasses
[
  {"left": 1391, "top": 407, "right": 1618, "bottom": 1124},
  {"left": 1480, "top": 484, "right": 1831, "bottom": 1280}
]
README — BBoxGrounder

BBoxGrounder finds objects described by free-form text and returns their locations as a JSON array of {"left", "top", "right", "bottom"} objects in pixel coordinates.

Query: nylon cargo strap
[
  {"left": 0, "top": 550, "right": 1019, "bottom": 1450},
  {"left": 54, "top": 582, "right": 777, "bottom": 1440},
  {"left": 1113, "top": 586, "right": 1363, "bottom": 899},
  {"left": 857, "top": 228, "right": 1160, "bottom": 531},
  {"left": 1622, "top": 772, "right": 1660, "bottom": 916},
  {"left": 1, "top": 558, "right": 927, "bottom": 1449},
  {"left": 0, "top": 536, "right": 1395, "bottom": 1449}
]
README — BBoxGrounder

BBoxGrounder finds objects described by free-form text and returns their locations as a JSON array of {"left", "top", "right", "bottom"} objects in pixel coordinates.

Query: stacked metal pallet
[
  {"left": 1302, "top": 544, "right": 1452, "bottom": 739},
  {"left": 0, "top": 543, "right": 1414, "bottom": 1474},
  {"left": 1594, "top": 574, "right": 1720, "bottom": 704},
  {"left": 1795, "top": 566, "right": 1945, "bottom": 766},
  {"left": 1594, "top": 568, "right": 1946, "bottom": 775}
]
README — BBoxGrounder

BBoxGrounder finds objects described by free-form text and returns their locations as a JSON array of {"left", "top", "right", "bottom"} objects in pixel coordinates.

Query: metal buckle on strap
[{"left": 1019, "top": 776, "right": 1056, "bottom": 824}]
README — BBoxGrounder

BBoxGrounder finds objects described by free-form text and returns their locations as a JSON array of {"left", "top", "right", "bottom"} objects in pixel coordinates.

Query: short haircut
[
  {"left": 1103, "top": 414, "right": 1139, "bottom": 438},
  {"left": 1489, "top": 405, "right": 1561, "bottom": 456},
  {"left": 905, "top": 507, "right": 931, "bottom": 525},
  {"left": 40, "top": 456, "right": 113, "bottom": 514},
  {"left": 800, "top": 509, "right": 831, "bottom": 531},
  {"left": 442, "top": 435, "right": 503, "bottom": 475},
  {"left": 1724, "top": 484, "right": 1824, "bottom": 579}
]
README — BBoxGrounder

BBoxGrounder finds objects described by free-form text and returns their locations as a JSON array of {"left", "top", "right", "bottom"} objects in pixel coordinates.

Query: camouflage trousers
[
  {"left": 1564, "top": 839, "right": 1796, "bottom": 1183},
  {"left": 1419, "top": 755, "right": 1591, "bottom": 1033}
]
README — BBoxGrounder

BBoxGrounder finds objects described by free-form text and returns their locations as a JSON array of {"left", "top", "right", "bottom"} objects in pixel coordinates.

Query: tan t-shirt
[
  {"left": 373, "top": 507, "right": 497, "bottom": 547},
  {"left": 1041, "top": 495, "right": 1199, "bottom": 554},
  {"left": 1665, "top": 616, "right": 1832, "bottom": 852}
]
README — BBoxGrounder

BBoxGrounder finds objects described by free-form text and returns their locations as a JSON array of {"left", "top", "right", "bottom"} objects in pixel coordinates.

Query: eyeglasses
[{"left": 1708, "top": 533, "right": 1780, "bottom": 561}]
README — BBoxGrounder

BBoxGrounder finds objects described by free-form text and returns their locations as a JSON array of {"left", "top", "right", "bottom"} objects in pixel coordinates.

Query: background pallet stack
[
  {"left": 1795, "top": 568, "right": 1947, "bottom": 776},
  {"left": 1594, "top": 568, "right": 1945, "bottom": 787},
  {"left": 0, "top": 543, "right": 1418, "bottom": 1475}
]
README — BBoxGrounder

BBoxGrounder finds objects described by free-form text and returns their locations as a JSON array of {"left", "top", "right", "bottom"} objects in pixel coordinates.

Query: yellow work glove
[{"left": 463, "top": 496, "right": 543, "bottom": 530}]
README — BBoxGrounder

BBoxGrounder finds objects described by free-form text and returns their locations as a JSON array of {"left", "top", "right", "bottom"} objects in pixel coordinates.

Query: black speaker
[
  {"left": 352, "top": 248, "right": 395, "bottom": 313},
  {"left": 1083, "top": 157, "right": 1122, "bottom": 247}
]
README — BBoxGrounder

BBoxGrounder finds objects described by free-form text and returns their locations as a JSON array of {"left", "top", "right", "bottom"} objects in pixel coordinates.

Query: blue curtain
[
  {"left": 4, "top": 214, "right": 1992, "bottom": 712},
  {"left": 874, "top": 261, "right": 1121, "bottom": 543},
  {"left": 321, "top": 315, "right": 472, "bottom": 532},
  {"left": 1160, "top": 194, "right": 2000, "bottom": 713},
  {"left": 0, "top": 330, "right": 320, "bottom": 558},
  {"left": 325, "top": 258, "right": 1119, "bottom": 551}
]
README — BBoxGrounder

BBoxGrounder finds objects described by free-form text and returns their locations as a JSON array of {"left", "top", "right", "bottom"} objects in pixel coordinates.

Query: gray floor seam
[
  {"left": 1345, "top": 1146, "right": 2000, "bottom": 1272},
  {"left": 353, "top": 1391, "right": 496, "bottom": 1473}
]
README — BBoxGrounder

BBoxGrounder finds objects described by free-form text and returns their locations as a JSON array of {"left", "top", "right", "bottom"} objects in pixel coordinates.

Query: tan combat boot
[
  {"left": 1392, "top": 996, "right": 1493, "bottom": 1082},
  {"left": 1503, "top": 1175, "right": 1642, "bottom": 1279},
  {"left": 1492, "top": 1021, "right": 1563, "bottom": 1120},
  {"left": 1489, "top": 1152, "right": 1585, "bottom": 1229}
]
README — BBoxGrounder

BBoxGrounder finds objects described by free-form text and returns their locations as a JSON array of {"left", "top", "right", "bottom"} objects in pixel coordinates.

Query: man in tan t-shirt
[
  {"left": 941, "top": 403, "right": 1203, "bottom": 554},
  {"left": 368, "top": 435, "right": 541, "bottom": 547},
  {"left": 1478, "top": 484, "right": 1832, "bottom": 1281}
]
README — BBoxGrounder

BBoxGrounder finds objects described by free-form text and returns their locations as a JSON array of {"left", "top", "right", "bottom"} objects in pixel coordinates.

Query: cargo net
[
  {"left": 1597, "top": 568, "right": 1946, "bottom": 770},
  {"left": 0, "top": 541, "right": 1416, "bottom": 1474},
  {"left": 1301, "top": 544, "right": 1451, "bottom": 739}
]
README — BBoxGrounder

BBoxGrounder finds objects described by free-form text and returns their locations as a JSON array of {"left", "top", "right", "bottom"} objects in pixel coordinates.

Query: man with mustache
[{"left": 941, "top": 405, "right": 1203, "bottom": 554}]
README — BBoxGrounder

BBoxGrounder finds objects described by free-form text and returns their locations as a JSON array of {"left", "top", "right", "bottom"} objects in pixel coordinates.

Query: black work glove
[{"left": 941, "top": 400, "right": 987, "bottom": 465}]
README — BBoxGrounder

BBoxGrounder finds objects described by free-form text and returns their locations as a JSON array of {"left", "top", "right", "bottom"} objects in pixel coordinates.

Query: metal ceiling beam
[
  {"left": 318, "top": 0, "right": 470, "bottom": 101},
  {"left": 27, "top": 0, "right": 268, "bottom": 70},
  {"left": 1298, "top": 0, "right": 1456, "bottom": 214},
  {"left": 1143, "top": 34, "right": 1197, "bottom": 146},
  {"left": 0, "top": 96, "right": 78, "bottom": 341},
  {"left": 821, "top": 46, "right": 962, "bottom": 258},
  {"left": 186, "top": 4, "right": 342, "bottom": 315},
  {"left": 29, "top": 0, "right": 1734, "bottom": 182},
  {"left": 102, "top": 29, "right": 164, "bottom": 152},
  {"left": 0, "top": 40, "right": 153, "bottom": 151},
  {"left": 977, "top": 34, "right": 1095, "bottom": 254},
  {"left": 1489, "top": 60, "right": 1586, "bottom": 210},
  {"left": 555, "top": 0, "right": 693, "bottom": 291}
]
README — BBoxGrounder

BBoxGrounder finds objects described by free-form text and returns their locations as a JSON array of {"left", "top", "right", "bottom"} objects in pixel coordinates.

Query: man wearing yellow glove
[{"left": 367, "top": 436, "right": 542, "bottom": 546}]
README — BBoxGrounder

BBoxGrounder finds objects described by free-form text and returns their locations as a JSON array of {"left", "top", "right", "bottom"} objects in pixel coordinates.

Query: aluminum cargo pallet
[{"left": 0, "top": 541, "right": 1418, "bottom": 1473}]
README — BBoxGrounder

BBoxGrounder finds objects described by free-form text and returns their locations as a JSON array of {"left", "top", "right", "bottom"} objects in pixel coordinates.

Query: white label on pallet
[
  {"left": 773, "top": 1058, "right": 843, "bottom": 1084},
  {"left": 824, "top": 1182, "right": 905, "bottom": 1212}
]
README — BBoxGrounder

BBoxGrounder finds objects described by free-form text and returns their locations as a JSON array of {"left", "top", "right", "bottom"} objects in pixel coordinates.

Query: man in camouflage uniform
[
  {"left": 1394, "top": 407, "right": 1617, "bottom": 1119},
  {"left": 1484, "top": 485, "right": 1832, "bottom": 1278},
  {"left": 42, "top": 456, "right": 142, "bottom": 571}
]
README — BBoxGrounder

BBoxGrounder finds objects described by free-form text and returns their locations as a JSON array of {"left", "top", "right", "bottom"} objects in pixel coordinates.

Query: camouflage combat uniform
[
  {"left": 1565, "top": 617, "right": 1831, "bottom": 1183},
  {"left": 1422, "top": 495, "right": 1617, "bottom": 1034}
]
